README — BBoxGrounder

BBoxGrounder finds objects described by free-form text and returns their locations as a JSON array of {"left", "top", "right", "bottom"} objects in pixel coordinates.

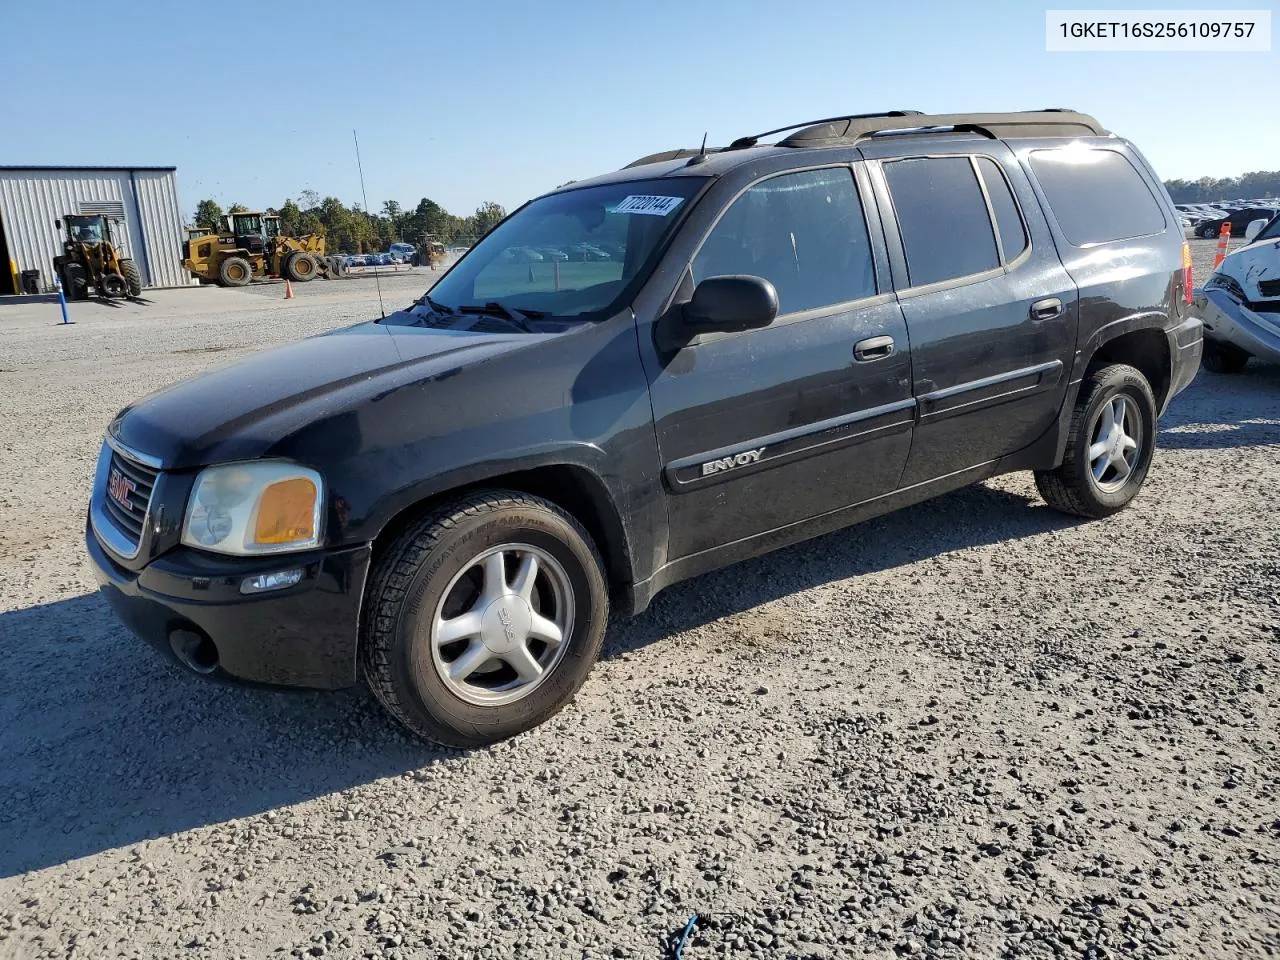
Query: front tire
[
  {"left": 360, "top": 491, "right": 609, "bottom": 747},
  {"left": 1201, "top": 339, "right": 1249, "bottom": 374},
  {"left": 1035, "top": 363, "right": 1157, "bottom": 519},
  {"left": 120, "top": 259, "right": 143, "bottom": 297},
  {"left": 284, "top": 251, "right": 318, "bottom": 282}
]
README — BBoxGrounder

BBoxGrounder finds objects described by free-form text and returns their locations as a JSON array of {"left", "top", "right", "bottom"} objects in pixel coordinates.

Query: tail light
[{"left": 1181, "top": 242, "right": 1194, "bottom": 304}]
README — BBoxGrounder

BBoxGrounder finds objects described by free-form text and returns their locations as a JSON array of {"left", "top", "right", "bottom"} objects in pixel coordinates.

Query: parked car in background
[
  {"left": 1199, "top": 211, "right": 1280, "bottom": 372},
  {"left": 389, "top": 243, "right": 417, "bottom": 261},
  {"left": 1194, "top": 207, "right": 1280, "bottom": 239},
  {"left": 500, "top": 246, "right": 545, "bottom": 263}
]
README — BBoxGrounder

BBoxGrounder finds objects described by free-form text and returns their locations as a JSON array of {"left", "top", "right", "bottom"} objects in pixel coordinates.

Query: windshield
[
  {"left": 70, "top": 218, "right": 104, "bottom": 243},
  {"left": 416, "top": 177, "right": 705, "bottom": 322}
]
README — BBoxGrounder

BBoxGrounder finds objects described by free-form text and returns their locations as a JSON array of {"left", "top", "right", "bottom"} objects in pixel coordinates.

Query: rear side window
[
  {"left": 976, "top": 157, "right": 1028, "bottom": 262},
  {"left": 884, "top": 157, "right": 999, "bottom": 287},
  {"left": 1028, "top": 148, "right": 1166, "bottom": 246},
  {"left": 693, "top": 168, "right": 876, "bottom": 315}
]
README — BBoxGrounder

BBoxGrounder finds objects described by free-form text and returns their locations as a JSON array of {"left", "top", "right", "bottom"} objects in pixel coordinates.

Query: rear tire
[
  {"left": 1035, "top": 363, "right": 1157, "bottom": 519},
  {"left": 120, "top": 259, "right": 143, "bottom": 297},
  {"left": 360, "top": 491, "right": 609, "bottom": 747},
  {"left": 1201, "top": 339, "right": 1249, "bottom": 374},
  {"left": 284, "top": 252, "right": 318, "bottom": 282},
  {"left": 218, "top": 256, "right": 252, "bottom": 287}
]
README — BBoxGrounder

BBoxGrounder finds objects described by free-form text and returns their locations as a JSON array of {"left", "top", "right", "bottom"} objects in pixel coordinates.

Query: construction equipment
[
  {"left": 52, "top": 214, "right": 143, "bottom": 300},
  {"left": 183, "top": 211, "right": 345, "bottom": 287},
  {"left": 411, "top": 236, "right": 447, "bottom": 267}
]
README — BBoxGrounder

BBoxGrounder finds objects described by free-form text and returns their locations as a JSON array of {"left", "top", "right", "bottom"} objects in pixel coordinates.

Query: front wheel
[
  {"left": 120, "top": 259, "right": 143, "bottom": 297},
  {"left": 1035, "top": 363, "right": 1157, "bottom": 519},
  {"left": 361, "top": 491, "right": 609, "bottom": 747},
  {"left": 284, "top": 251, "right": 318, "bottom": 282}
]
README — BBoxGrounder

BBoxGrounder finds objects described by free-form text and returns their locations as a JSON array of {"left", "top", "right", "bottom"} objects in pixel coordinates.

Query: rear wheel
[
  {"left": 360, "top": 491, "right": 609, "bottom": 747},
  {"left": 120, "top": 259, "right": 143, "bottom": 297},
  {"left": 218, "top": 256, "right": 252, "bottom": 287},
  {"left": 1201, "top": 339, "right": 1249, "bottom": 374},
  {"left": 284, "top": 252, "right": 318, "bottom": 282},
  {"left": 1035, "top": 363, "right": 1157, "bottom": 519}
]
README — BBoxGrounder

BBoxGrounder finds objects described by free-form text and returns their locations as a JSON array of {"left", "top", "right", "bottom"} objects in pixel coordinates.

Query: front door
[{"left": 643, "top": 165, "right": 915, "bottom": 560}]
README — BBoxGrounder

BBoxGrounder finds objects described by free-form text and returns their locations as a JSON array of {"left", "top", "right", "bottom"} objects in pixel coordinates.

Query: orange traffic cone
[
  {"left": 284, "top": 279, "right": 295, "bottom": 299},
  {"left": 1211, "top": 222, "right": 1232, "bottom": 272}
]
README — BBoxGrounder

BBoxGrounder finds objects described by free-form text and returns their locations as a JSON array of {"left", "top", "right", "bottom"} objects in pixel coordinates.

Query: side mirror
[
  {"left": 54, "top": 219, "right": 61, "bottom": 229},
  {"left": 1244, "top": 218, "right": 1267, "bottom": 242},
  {"left": 683, "top": 275, "right": 779, "bottom": 334}
]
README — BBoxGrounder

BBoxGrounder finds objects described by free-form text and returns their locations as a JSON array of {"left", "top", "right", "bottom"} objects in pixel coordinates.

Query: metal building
[{"left": 0, "top": 165, "right": 192, "bottom": 294}]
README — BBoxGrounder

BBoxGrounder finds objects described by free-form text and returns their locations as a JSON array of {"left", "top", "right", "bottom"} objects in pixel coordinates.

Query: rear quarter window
[{"left": 1028, "top": 148, "right": 1166, "bottom": 246}]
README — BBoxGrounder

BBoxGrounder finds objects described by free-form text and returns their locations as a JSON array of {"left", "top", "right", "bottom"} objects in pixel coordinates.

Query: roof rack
[
  {"left": 727, "top": 110, "right": 925, "bottom": 150},
  {"left": 623, "top": 148, "right": 713, "bottom": 169},
  {"left": 777, "top": 109, "right": 1107, "bottom": 147},
  {"left": 620, "top": 109, "right": 1107, "bottom": 170}
]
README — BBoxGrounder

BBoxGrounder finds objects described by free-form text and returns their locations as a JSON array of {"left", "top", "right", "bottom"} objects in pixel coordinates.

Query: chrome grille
[{"left": 103, "top": 448, "right": 159, "bottom": 548}]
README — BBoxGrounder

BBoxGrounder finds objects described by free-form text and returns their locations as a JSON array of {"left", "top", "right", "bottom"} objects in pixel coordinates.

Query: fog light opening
[
  {"left": 169, "top": 628, "right": 219, "bottom": 674},
  {"left": 241, "top": 567, "right": 304, "bottom": 595}
]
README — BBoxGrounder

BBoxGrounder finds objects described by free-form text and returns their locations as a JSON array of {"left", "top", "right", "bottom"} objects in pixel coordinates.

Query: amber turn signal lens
[{"left": 252, "top": 478, "right": 317, "bottom": 545}]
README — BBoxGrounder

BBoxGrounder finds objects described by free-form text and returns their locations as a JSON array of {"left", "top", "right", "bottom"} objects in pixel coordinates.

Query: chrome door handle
[
  {"left": 854, "top": 335, "right": 895, "bottom": 361},
  {"left": 1031, "top": 297, "right": 1064, "bottom": 321}
]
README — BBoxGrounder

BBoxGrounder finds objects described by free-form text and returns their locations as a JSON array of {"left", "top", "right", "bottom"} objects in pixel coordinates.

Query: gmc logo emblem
[{"left": 107, "top": 469, "right": 135, "bottom": 511}]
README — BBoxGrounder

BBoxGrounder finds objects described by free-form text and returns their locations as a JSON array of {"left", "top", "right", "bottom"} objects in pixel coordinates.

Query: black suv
[{"left": 87, "top": 110, "right": 1203, "bottom": 746}]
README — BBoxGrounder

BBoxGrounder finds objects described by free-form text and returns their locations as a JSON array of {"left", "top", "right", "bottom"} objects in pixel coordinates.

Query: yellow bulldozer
[
  {"left": 52, "top": 214, "right": 143, "bottom": 300},
  {"left": 183, "top": 212, "right": 346, "bottom": 287}
]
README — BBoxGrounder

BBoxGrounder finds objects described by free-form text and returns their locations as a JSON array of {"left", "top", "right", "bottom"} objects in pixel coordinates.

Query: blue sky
[{"left": 7, "top": 0, "right": 1276, "bottom": 219}]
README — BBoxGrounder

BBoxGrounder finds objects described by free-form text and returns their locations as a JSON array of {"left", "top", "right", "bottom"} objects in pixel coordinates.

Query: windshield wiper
[
  {"left": 455, "top": 301, "right": 544, "bottom": 333},
  {"left": 411, "top": 294, "right": 453, "bottom": 315}
]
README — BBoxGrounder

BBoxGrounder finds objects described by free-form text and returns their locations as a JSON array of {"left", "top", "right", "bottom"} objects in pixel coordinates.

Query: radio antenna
[{"left": 353, "top": 129, "right": 386, "bottom": 320}]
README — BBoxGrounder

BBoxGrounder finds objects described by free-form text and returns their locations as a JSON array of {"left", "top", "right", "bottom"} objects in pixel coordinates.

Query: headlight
[{"left": 181, "top": 462, "right": 323, "bottom": 556}]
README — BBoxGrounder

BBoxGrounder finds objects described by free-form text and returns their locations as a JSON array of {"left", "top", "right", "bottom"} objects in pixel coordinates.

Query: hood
[
  {"left": 1216, "top": 236, "right": 1280, "bottom": 303},
  {"left": 112, "top": 317, "right": 541, "bottom": 468}
]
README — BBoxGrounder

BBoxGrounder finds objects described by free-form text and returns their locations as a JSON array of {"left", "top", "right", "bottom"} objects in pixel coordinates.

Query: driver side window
[{"left": 692, "top": 168, "right": 876, "bottom": 315}]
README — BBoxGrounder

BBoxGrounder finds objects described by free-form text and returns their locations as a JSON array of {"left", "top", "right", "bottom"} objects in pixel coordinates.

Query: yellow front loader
[{"left": 183, "top": 212, "right": 346, "bottom": 287}]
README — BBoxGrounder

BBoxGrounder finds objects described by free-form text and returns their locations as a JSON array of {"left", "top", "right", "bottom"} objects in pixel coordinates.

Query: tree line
[
  {"left": 1163, "top": 170, "right": 1280, "bottom": 204},
  {"left": 192, "top": 193, "right": 508, "bottom": 253},
  {"left": 192, "top": 167, "right": 1280, "bottom": 251}
]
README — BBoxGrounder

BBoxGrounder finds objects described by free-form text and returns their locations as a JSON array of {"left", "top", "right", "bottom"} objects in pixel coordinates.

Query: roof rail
[
  {"left": 726, "top": 110, "right": 924, "bottom": 150},
  {"left": 623, "top": 148, "right": 714, "bottom": 169},
  {"left": 621, "top": 110, "right": 1107, "bottom": 170},
  {"left": 778, "top": 109, "right": 1107, "bottom": 147}
]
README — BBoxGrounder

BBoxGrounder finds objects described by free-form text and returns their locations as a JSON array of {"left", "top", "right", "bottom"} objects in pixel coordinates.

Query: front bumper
[
  {"left": 1199, "top": 289, "right": 1280, "bottom": 364},
  {"left": 86, "top": 519, "right": 371, "bottom": 689}
]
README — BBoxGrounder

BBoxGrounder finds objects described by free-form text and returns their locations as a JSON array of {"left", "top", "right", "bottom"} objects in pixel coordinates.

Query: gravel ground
[{"left": 1, "top": 240, "right": 1277, "bottom": 959}]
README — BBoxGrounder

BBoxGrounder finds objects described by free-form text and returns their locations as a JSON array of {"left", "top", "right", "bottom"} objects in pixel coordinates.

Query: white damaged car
[{"left": 1199, "top": 213, "right": 1280, "bottom": 373}]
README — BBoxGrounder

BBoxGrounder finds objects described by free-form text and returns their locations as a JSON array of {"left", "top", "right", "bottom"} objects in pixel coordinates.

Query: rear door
[
  {"left": 641, "top": 163, "right": 914, "bottom": 560},
  {"left": 864, "top": 143, "right": 1078, "bottom": 485}
]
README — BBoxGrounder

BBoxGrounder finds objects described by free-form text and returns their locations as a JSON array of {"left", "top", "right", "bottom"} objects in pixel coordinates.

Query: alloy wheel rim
[
  {"left": 428, "top": 543, "right": 574, "bottom": 706},
  {"left": 1087, "top": 393, "right": 1142, "bottom": 493}
]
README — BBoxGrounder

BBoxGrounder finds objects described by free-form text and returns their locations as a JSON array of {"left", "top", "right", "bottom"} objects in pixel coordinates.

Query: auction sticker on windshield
[{"left": 613, "top": 195, "right": 685, "bottom": 216}]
